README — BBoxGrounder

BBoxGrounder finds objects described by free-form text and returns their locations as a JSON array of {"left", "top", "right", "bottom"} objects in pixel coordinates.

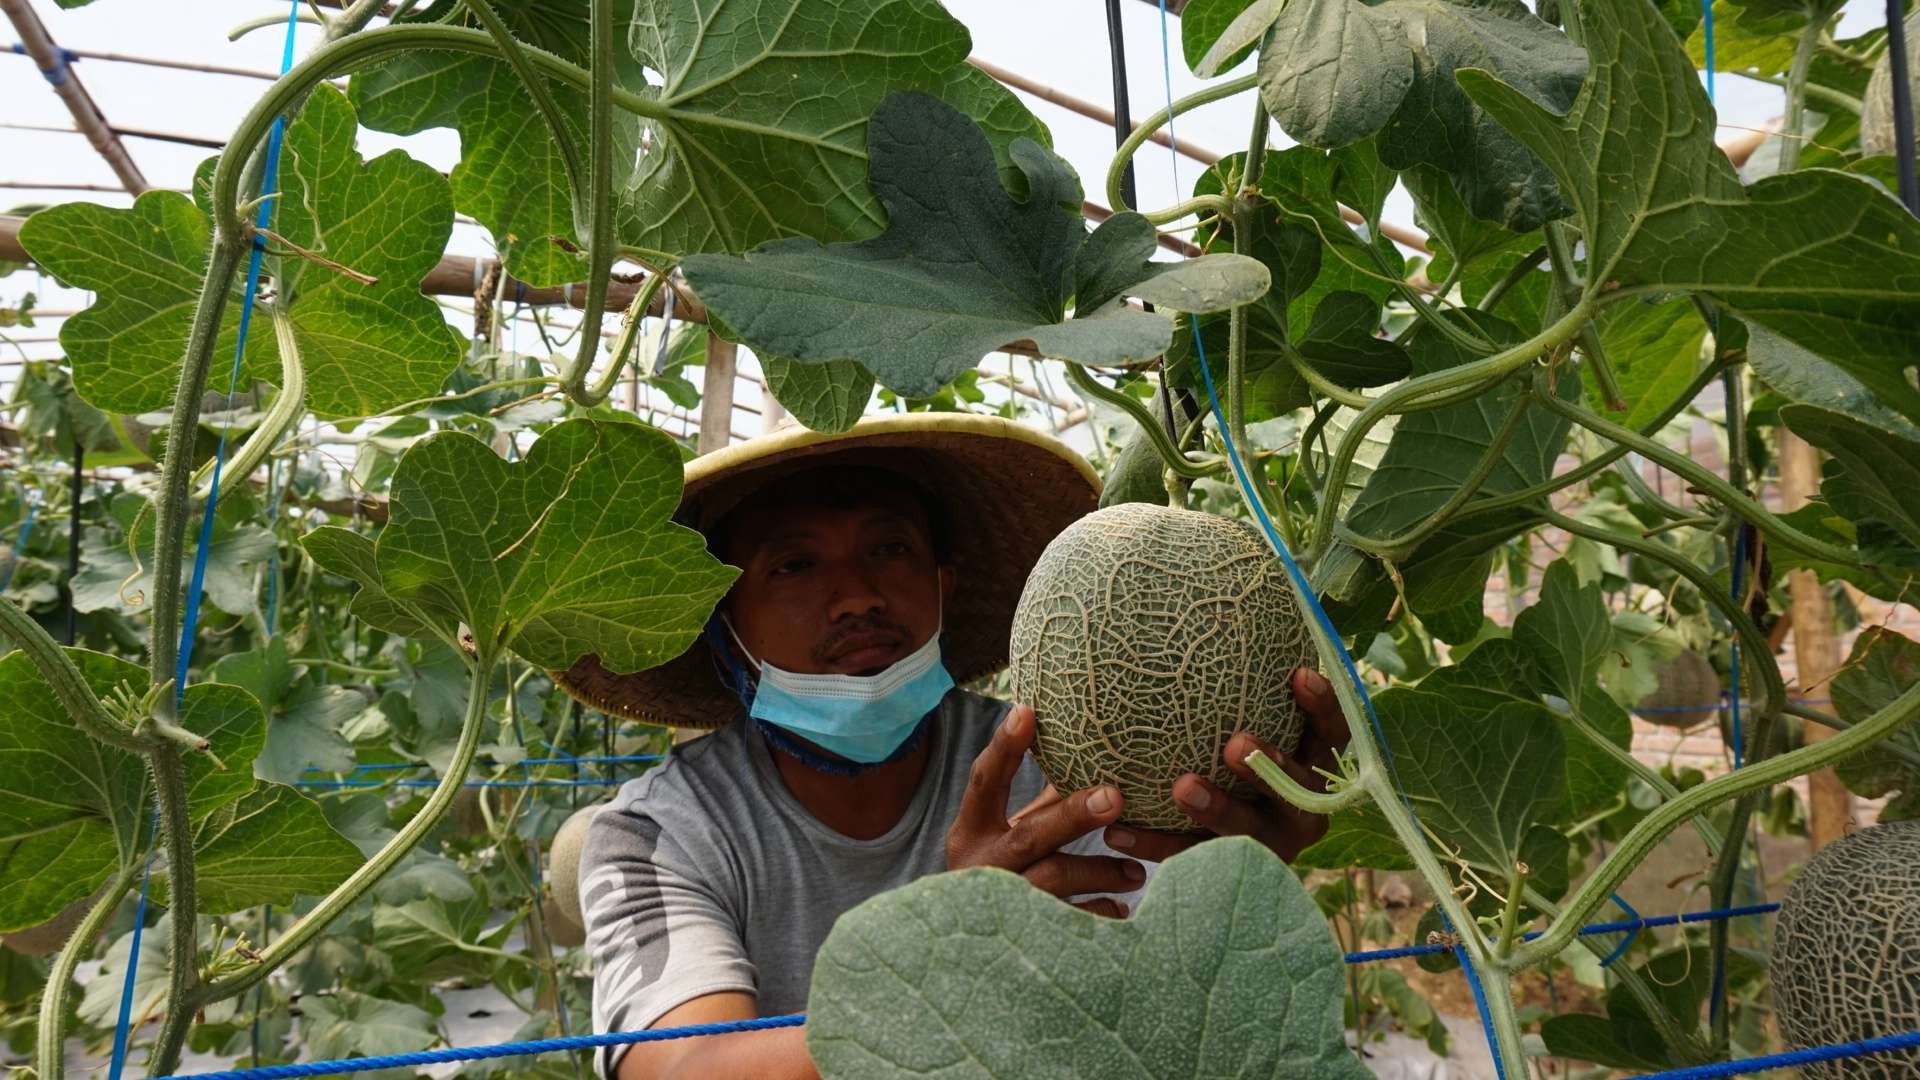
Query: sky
[{"left": 0, "top": 0, "right": 1892, "bottom": 447}]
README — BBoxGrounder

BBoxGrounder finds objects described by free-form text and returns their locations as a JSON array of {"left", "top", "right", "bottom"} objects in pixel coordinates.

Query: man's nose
[{"left": 824, "top": 563, "right": 887, "bottom": 621}]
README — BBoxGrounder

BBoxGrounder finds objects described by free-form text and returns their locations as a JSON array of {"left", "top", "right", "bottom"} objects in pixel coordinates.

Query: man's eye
[
  {"left": 770, "top": 558, "right": 811, "bottom": 576},
  {"left": 874, "top": 540, "right": 911, "bottom": 557}
]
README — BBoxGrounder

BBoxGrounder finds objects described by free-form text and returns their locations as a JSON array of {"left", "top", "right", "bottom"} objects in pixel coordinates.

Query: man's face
[{"left": 722, "top": 489, "right": 954, "bottom": 676}]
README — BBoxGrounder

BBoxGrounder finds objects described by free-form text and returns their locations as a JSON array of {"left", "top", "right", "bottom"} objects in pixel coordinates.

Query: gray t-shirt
[{"left": 580, "top": 689, "right": 1145, "bottom": 1076}]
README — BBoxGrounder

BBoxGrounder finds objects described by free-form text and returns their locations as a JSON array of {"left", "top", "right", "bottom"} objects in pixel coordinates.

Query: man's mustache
[{"left": 813, "top": 616, "right": 914, "bottom": 665}]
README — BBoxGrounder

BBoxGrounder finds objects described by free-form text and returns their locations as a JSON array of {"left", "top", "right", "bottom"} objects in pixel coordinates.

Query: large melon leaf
[
  {"left": 1458, "top": 0, "right": 1920, "bottom": 425},
  {"left": 683, "top": 93, "right": 1267, "bottom": 398},
  {"left": 1510, "top": 562, "right": 1635, "bottom": 815},
  {"left": 1779, "top": 406, "right": 1920, "bottom": 556},
  {"left": 760, "top": 356, "right": 874, "bottom": 435},
  {"left": 343, "top": 418, "right": 736, "bottom": 671},
  {"left": 807, "top": 837, "right": 1367, "bottom": 1079},
  {"left": 1829, "top": 628, "right": 1920, "bottom": 820}
]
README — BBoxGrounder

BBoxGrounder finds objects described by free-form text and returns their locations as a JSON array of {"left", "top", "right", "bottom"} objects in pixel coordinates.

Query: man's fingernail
[
  {"left": 1108, "top": 827, "right": 1135, "bottom": 850},
  {"left": 1088, "top": 787, "right": 1117, "bottom": 815},
  {"left": 1115, "top": 902, "right": 1131, "bottom": 917},
  {"left": 1123, "top": 860, "right": 1146, "bottom": 882},
  {"left": 1180, "top": 785, "right": 1214, "bottom": 811}
]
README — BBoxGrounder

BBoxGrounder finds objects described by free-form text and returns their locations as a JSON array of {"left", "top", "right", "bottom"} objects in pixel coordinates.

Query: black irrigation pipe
[{"left": 1889, "top": 0, "right": 1919, "bottom": 214}]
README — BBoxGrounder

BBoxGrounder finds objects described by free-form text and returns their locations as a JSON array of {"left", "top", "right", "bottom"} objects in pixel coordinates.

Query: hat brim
[{"left": 553, "top": 413, "right": 1101, "bottom": 730}]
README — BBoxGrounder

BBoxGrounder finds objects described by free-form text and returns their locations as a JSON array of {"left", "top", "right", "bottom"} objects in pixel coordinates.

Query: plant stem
[
  {"left": 558, "top": 0, "right": 617, "bottom": 407},
  {"left": 594, "top": 272, "right": 671, "bottom": 401},
  {"left": 1245, "top": 753, "right": 1374, "bottom": 814},
  {"left": 1064, "top": 364, "right": 1222, "bottom": 478},
  {"left": 196, "top": 653, "right": 497, "bottom": 1005},
  {"left": 1508, "top": 676, "right": 1920, "bottom": 969},
  {"left": 0, "top": 596, "right": 143, "bottom": 752},
  {"left": 1778, "top": 12, "right": 1833, "bottom": 175},
  {"left": 1475, "top": 247, "right": 1549, "bottom": 314},
  {"left": 1535, "top": 388, "right": 1861, "bottom": 566},
  {"left": 1104, "top": 73, "right": 1259, "bottom": 213},
  {"left": 1495, "top": 862, "right": 1528, "bottom": 959},
  {"left": 1785, "top": 701, "right": 1920, "bottom": 769},
  {"left": 1555, "top": 701, "right": 1725, "bottom": 857},
  {"left": 459, "top": 0, "right": 586, "bottom": 200},
  {"left": 1309, "top": 300, "right": 1593, "bottom": 560},
  {"left": 190, "top": 307, "right": 305, "bottom": 506},
  {"left": 36, "top": 863, "right": 141, "bottom": 1080},
  {"left": 145, "top": 744, "right": 201, "bottom": 1076},
  {"left": 1545, "top": 222, "right": 1624, "bottom": 411}
]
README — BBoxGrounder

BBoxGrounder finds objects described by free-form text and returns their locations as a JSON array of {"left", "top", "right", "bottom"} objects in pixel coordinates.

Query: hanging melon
[
  {"left": 1633, "top": 649, "right": 1721, "bottom": 728},
  {"left": 1770, "top": 820, "right": 1920, "bottom": 1079},
  {"left": 549, "top": 803, "right": 605, "bottom": 931},
  {"left": 1009, "top": 503, "right": 1314, "bottom": 830},
  {"left": 1862, "top": 12, "right": 1920, "bottom": 157}
]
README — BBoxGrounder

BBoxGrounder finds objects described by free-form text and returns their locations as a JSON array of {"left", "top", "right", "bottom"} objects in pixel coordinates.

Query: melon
[
  {"left": 541, "top": 895, "right": 586, "bottom": 949},
  {"left": 549, "top": 803, "right": 605, "bottom": 931},
  {"left": 1633, "top": 649, "right": 1721, "bottom": 729},
  {"left": 1008, "top": 502, "right": 1314, "bottom": 831},
  {"left": 1861, "top": 12, "right": 1919, "bottom": 157},
  {"left": 1770, "top": 820, "right": 1920, "bottom": 1078}
]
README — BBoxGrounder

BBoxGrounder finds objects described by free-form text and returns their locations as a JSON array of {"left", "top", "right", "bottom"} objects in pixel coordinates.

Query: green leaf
[
  {"left": 18, "top": 88, "right": 462, "bottom": 419},
  {"left": 1753, "top": 326, "right": 1920, "bottom": 443},
  {"left": 1586, "top": 299, "right": 1709, "bottom": 431},
  {"left": 684, "top": 94, "right": 1258, "bottom": 397},
  {"left": 761, "top": 356, "right": 874, "bottom": 434},
  {"left": 1259, "top": 0, "right": 1586, "bottom": 230},
  {"left": 209, "top": 640, "right": 359, "bottom": 784},
  {"left": 1457, "top": 0, "right": 1920, "bottom": 425},
  {"left": 1404, "top": 164, "right": 1542, "bottom": 286},
  {"left": 1780, "top": 405, "right": 1920, "bottom": 553},
  {"left": 1343, "top": 312, "right": 1576, "bottom": 546},
  {"left": 300, "top": 990, "right": 439, "bottom": 1060},
  {"left": 1182, "top": 0, "right": 1261, "bottom": 74},
  {"left": 1510, "top": 564, "right": 1634, "bottom": 815},
  {"left": 268, "top": 86, "right": 465, "bottom": 418},
  {"left": 1830, "top": 627, "right": 1920, "bottom": 819},
  {"left": 169, "top": 784, "right": 363, "bottom": 914},
  {"left": 16, "top": 193, "right": 257, "bottom": 414},
  {"left": 71, "top": 493, "right": 275, "bottom": 619},
  {"left": 621, "top": 0, "right": 1049, "bottom": 258},
  {"left": 371, "top": 417, "right": 736, "bottom": 669},
  {"left": 1685, "top": 0, "right": 1802, "bottom": 77},
  {"left": 301, "top": 526, "right": 430, "bottom": 638},
  {"left": 0, "top": 650, "right": 265, "bottom": 931},
  {"left": 807, "top": 837, "right": 1368, "bottom": 1079}
]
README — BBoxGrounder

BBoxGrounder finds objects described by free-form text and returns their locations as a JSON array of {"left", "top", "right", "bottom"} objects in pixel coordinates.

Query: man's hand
[
  {"left": 947, "top": 704, "right": 1145, "bottom": 917},
  {"left": 1104, "top": 668, "right": 1352, "bottom": 864}
]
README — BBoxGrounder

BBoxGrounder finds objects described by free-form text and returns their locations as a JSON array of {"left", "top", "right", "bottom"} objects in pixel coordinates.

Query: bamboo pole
[
  {"left": 0, "top": 0, "right": 148, "bottom": 194},
  {"left": 1779, "top": 430, "right": 1854, "bottom": 849},
  {"left": 697, "top": 335, "right": 738, "bottom": 455}
]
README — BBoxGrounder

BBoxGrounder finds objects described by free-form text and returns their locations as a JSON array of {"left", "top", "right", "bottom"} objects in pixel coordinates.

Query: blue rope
[
  {"left": 0, "top": 495, "right": 37, "bottom": 592},
  {"left": 1341, "top": 902, "right": 1782, "bottom": 964},
  {"left": 297, "top": 778, "right": 629, "bottom": 790},
  {"left": 1636, "top": 1030, "right": 1920, "bottom": 1079},
  {"left": 308, "top": 753, "right": 665, "bottom": 774},
  {"left": 106, "top": 812, "right": 161, "bottom": 1080},
  {"left": 1701, "top": 0, "right": 1717, "bottom": 103},
  {"left": 174, "top": 0, "right": 300, "bottom": 705},
  {"left": 154, "top": 1015, "right": 807, "bottom": 1080},
  {"left": 1149, "top": 3, "right": 1507, "bottom": 1074},
  {"left": 1598, "top": 892, "right": 1644, "bottom": 968}
]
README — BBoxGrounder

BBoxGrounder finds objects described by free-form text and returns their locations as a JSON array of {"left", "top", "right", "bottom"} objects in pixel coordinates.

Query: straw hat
[{"left": 553, "top": 413, "right": 1101, "bottom": 730}]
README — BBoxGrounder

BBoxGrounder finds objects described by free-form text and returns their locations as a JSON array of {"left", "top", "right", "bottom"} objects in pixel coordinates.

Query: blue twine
[
  {"left": 1598, "top": 892, "right": 1644, "bottom": 968},
  {"left": 107, "top": 812, "right": 161, "bottom": 1080},
  {"left": 308, "top": 753, "right": 665, "bottom": 774},
  {"left": 1701, "top": 0, "right": 1717, "bottom": 103},
  {"left": 1, "top": 496, "right": 38, "bottom": 592},
  {"left": 174, "top": 0, "right": 300, "bottom": 706},
  {"left": 297, "top": 778, "right": 628, "bottom": 790},
  {"left": 154, "top": 1015, "right": 808, "bottom": 1080},
  {"left": 1635, "top": 1030, "right": 1920, "bottom": 1079},
  {"left": 1341, "top": 902, "right": 1782, "bottom": 964},
  {"left": 1149, "top": 2, "right": 1505, "bottom": 1074}
]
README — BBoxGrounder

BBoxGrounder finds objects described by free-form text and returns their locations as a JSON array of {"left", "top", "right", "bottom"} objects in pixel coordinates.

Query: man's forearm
[{"left": 622, "top": 1026, "right": 819, "bottom": 1080}]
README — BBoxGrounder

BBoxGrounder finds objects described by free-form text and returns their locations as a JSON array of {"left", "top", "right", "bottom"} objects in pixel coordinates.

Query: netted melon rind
[
  {"left": 1634, "top": 649, "right": 1721, "bottom": 729},
  {"left": 1770, "top": 819, "right": 1920, "bottom": 1079},
  {"left": 1861, "top": 13, "right": 1919, "bottom": 157},
  {"left": 550, "top": 803, "right": 603, "bottom": 929},
  {"left": 1009, "top": 503, "right": 1314, "bottom": 831}
]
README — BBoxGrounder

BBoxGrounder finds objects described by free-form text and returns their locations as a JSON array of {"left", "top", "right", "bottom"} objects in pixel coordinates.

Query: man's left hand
[{"left": 1103, "top": 667, "right": 1351, "bottom": 864}]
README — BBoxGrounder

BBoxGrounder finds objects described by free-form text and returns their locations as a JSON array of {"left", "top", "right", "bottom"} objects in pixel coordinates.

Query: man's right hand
[{"left": 944, "top": 704, "right": 1145, "bottom": 917}]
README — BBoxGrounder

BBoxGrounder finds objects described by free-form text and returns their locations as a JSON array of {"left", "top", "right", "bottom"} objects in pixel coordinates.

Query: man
[{"left": 564, "top": 414, "right": 1350, "bottom": 1080}]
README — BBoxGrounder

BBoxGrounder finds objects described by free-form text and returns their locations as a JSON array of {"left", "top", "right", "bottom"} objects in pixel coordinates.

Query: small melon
[
  {"left": 1009, "top": 503, "right": 1314, "bottom": 831},
  {"left": 1634, "top": 649, "right": 1721, "bottom": 729},
  {"left": 549, "top": 803, "right": 605, "bottom": 931},
  {"left": 1861, "top": 12, "right": 1919, "bottom": 157},
  {"left": 541, "top": 895, "right": 585, "bottom": 949},
  {"left": 1770, "top": 820, "right": 1920, "bottom": 1079}
]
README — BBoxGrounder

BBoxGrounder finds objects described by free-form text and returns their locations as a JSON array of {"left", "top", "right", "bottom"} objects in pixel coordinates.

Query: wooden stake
[
  {"left": 1779, "top": 429, "right": 1854, "bottom": 849},
  {"left": 697, "top": 336, "right": 737, "bottom": 456}
]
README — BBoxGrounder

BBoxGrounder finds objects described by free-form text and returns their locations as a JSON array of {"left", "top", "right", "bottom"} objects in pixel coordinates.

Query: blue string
[
  {"left": 1700, "top": 0, "right": 1717, "bottom": 104},
  {"left": 156, "top": 1015, "right": 808, "bottom": 1080},
  {"left": 106, "top": 812, "right": 161, "bottom": 1080},
  {"left": 1636, "top": 1030, "right": 1920, "bottom": 1079},
  {"left": 297, "top": 777, "right": 630, "bottom": 790},
  {"left": 1341, "top": 902, "right": 1783, "bottom": 964},
  {"left": 1, "top": 496, "right": 37, "bottom": 591},
  {"left": 174, "top": 0, "right": 300, "bottom": 707},
  {"left": 1599, "top": 892, "right": 1644, "bottom": 968},
  {"left": 310, "top": 753, "right": 665, "bottom": 773},
  {"left": 1148, "top": 2, "right": 1506, "bottom": 1074}
]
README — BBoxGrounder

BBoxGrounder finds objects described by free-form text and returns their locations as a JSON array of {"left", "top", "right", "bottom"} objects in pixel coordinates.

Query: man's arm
[{"left": 614, "top": 993, "right": 816, "bottom": 1080}]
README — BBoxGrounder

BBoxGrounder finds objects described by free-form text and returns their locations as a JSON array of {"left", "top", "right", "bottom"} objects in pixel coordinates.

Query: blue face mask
[{"left": 723, "top": 613, "right": 955, "bottom": 765}]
